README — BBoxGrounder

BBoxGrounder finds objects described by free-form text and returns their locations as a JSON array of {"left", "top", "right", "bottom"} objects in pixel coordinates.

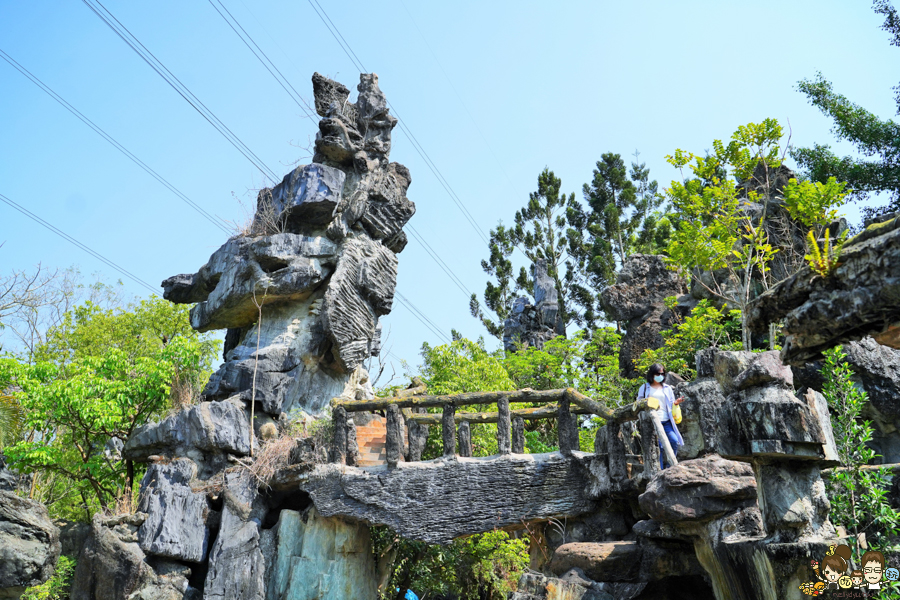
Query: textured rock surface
[
  {"left": 124, "top": 400, "right": 250, "bottom": 463},
  {"left": 550, "top": 542, "right": 641, "bottom": 583},
  {"left": 203, "top": 472, "right": 265, "bottom": 600},
  {"left": 503, "top": 259, "right": 564, "bottom": 352},
  {"left": 164, "top": 73, "right": 413, "bottom": 416},
  {"left": 263, "top": 507, "right": 376, "bottom": 600},
  {"left": 638, "top": 455, "right": 758, "bottom": 522},
  {"left": 302, "top": 452, "right": 598, "bottom": 545},
  {"left": 0, "top": 491, "right": 60, "bottom": 597},
  {"left": 599, "top": 255, "right": 688, "bottom": 378},
  {"left": 747, "top": 214, "right": 900, "bottom": 363},
  {"left": 137, "top": 459, "right": 212, "bottom": 563}
]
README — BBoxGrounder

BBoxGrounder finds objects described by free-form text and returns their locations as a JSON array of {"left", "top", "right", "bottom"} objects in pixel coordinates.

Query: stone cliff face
[
  {"left": 164, "top": 71, "right": 413, "bottom": 417},
  {"left": 61, "top": 72, "right": 405, "bottom": 600}
]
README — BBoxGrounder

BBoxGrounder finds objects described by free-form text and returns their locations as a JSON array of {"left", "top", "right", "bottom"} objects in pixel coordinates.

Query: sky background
[{"left": 1, "top": 0, "right": 897, "bottom": 383}]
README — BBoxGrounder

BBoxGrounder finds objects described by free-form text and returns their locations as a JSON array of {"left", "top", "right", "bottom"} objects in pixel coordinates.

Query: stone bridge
[{"left": 271, "top": 350, "right": 842, "bottom": 600}]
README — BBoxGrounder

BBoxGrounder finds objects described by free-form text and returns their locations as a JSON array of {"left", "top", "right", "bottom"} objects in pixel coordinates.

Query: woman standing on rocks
[{"left": 637, "top": 363, "right": 684, "bottom": 469}]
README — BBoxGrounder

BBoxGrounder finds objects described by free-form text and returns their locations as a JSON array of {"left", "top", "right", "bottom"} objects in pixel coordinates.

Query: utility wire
[
  {"left": 206, "top": 0, "right": 318, "bottom": 123},
  {"left": 406, "top": 224, "right": 471, "bottom": 300},
  {"left": 397, "top": 0, "right": 523, "bottom": 199},
  {"left": 0, "top": 193, "right": 159, "bottom": 295},
  {"left": 81, "top": 0, "right": 279, "bottom": 183},
  {"left": 394, "top": 292, "right": 451, "bottom": 343},
  {"left": 305, "top": 0, "right": 491, "bottom": 246},
  {"left": 205, "top": 2, "right": 467, "bottom": 338},
  {"left": 0, "top": 49, "right": 232, "bottom": 236}
]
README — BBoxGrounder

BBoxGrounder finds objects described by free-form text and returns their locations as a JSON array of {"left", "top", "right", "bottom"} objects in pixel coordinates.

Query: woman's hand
[{"left": 674, "top": 396, "right": 685, "bottom": 405}]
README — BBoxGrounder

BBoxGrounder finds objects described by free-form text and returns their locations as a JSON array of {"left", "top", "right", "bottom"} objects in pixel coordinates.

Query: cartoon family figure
[{"left": 801, "top": 544, "right": 898, "bottom": 596}]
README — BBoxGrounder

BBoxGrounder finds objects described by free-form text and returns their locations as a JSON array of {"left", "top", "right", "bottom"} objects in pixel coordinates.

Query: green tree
[
  {"left": 0, "top": 297, "right": 217, "bottom": 519},
  {"left": 470, "top": 168, "right": 582, "bottom": 337},
  {"left": 821, "top": 346, "right": 900, "bottom": 590},
  {"left": 569, "top": 152, "right": 670, "bottom": 327},
  {"left": 791, "top": 1, "right": 900, "bottom": 221}
]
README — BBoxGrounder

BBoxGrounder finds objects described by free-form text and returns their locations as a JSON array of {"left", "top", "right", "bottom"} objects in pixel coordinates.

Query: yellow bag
[{"left": 672, "top": 404, "right": 683, "bottom": 425}]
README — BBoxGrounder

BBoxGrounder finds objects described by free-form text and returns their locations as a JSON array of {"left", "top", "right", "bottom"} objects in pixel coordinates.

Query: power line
[
  {"left": 305, "top": 0, "right": 491, "bottom": 247},
  {"left": 406, "top": 224, "right": 472, "bottom": 300},
  {"left": 0, "top": 48, "right": 232, "bottom": 236},
  {"left": 80, "top": 0, "right": 279, "bottom": 183},
  {"left": 206, "top": 0, "right": 318, "bottom": 123},
  {"left": 394, "top": 292, "right": 451, "bottom": 343},
  {"left": 397, "top": 0, "right": 523, "bottom": 199},
  {"left": 0, "top": 193, "right": 159, "bottom": 295},
  {"left": 202, "top": 2, "right": 465, "bottom": 340}
]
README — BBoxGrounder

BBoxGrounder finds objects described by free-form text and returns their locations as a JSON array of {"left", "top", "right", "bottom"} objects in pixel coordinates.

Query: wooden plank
[
  {"left": 332, "top": 389, "right": 568, "bottom": 412},
  {"left": 405, "top": 403, "right": 593, "bottom": 425}
]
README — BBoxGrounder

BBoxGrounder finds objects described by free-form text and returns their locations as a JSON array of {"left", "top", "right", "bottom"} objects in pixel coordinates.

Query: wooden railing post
[
  {"left": 458, "top": 421, "right": 473, "bottom": 457},
  {"left": 346, "top": 416, "right": 359, "bottom": 467},
  {"left": 512, "top": 417, "right": 525, "bottom": 454},
  {"left": 386, "top": 404, "right": 403, "bottom": 468},
  {"left": 442, "top": 403, "right": 456, "bottom": 458},
  {"left": 407, "top": 418, "right": 428, "bottom": 462},
  {"left": 558, "top": 391, "right": 578, "bottom": 456},
  {"left": 640, "top": 412, "right": 660, "bottom": 481},
  {"left": 607, "top": 421, "right": 627, "bottom": 482},
  {"left": 331, "top": 406, "right": 348, "bottom": 464},
  {"left": 497, "top": 395, "right": 511, "bottom": 455}
]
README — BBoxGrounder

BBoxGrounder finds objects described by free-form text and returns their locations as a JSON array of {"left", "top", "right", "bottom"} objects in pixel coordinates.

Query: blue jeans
[{"left": 659, "top": 420, "right": 681, "bottom": 469}]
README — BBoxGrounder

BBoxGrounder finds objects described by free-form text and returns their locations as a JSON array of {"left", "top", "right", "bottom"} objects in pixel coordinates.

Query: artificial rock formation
[
  {"left": 0, "top": 491, "right": 60, "bottom": 599},
  {"left": 163, "top": 71, "right": 414, "bottom": 416},
  {"left": 70, "top": 72, "right": 410, "bottom": 600},
  {"left": 599, "top": 254, "right": 689, "bottom": 378},
  {"left": 503, "top": 259, "right": 565, "bottom": 352},
  {"left": 747, "top": 212, "right": 900, "bottom": 364}
]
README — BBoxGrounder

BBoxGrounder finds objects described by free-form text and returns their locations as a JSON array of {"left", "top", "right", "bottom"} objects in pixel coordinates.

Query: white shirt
[{"left": 644, "top": 384, "right": 667, "bottom": 422}]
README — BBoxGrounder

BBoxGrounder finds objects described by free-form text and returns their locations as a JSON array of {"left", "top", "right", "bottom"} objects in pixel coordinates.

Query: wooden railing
[{"left": 329, "top": 387, "right": 676, "bottom": 487}]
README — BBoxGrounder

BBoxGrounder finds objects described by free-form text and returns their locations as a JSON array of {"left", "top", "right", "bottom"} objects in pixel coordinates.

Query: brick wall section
[{"left": 354, "top": 415, "right": 410, "bottom": 467}]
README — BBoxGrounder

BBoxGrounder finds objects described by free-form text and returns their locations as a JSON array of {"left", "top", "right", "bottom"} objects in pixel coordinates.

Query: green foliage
[
  {"left": 570, "top": 152, "right": 670, "bottom": 327},
  {"left": 22, "top": 556, "right": 76, "bottom": 600},
  {"left": 0, "top": 393, "right": 25, "bottom": 449},
  {"left": 420, "top": 338, "right": 515, "bottom": 396},
  {"left": 793, "top": 2, "right": 900, "bottom": 222},
  {"left": 783, "top": 177, "right": 848, "bottom": 229},
  {"left": 805, "top": 229, "right": 847, "bottom": 278},
  {"left": 821, "top": 346, "right": 900, "bottom": 566},
  {"left": 372, "top": 527, "right": 528, "bottom": 600},
  {"left": 635, "top": 300, "right": 742, "bottom": 380},
  {"left": 470, "top": 168, "right": 583, "bottom": 337},
  {"left": 666, "top": 119, "right": 794, "bottom": 350},
  {"left": 0, "top": 297, "right": 217, "bottom": 519}
]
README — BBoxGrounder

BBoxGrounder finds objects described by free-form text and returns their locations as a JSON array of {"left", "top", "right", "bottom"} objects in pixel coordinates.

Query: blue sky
[{"left": 1, "top": 0, "right": 897, "bottom": 380}]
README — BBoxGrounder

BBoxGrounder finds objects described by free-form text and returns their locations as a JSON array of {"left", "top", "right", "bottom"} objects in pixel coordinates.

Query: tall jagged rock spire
[{"left": 162, "top": 73, "right": 415, "bottom": 415}]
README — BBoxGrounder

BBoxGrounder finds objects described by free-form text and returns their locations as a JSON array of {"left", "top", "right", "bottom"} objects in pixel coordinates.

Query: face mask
[{"left": 654, "top": 375, "right": 665, "bottom": 383}]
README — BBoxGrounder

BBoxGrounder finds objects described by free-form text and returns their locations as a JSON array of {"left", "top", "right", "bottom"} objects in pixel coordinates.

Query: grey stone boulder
[
  {"left": 599, "top": 255, "right": 688, "bottom": 378},
  {"left": 735, "top": 385, "right": 830, "bottom": 462},
  {"left": 732, "top": 351, "right": 793, "bottom": 391},
  {"left": 57, "top": 520, "right": 90, "bottom": 559},
  {"left": 163, "top": 234, "right": 338, "bottom": 332},
  {"left": 203, "top": 472, "right": 266, "bottom": 600},
  {"left": 267, "top": 163, "right": 345, "bottom": 228},
  {"left": 359, "top": 162, "right": 415, "bottom": 242},
  {"left": 137, "top": 459, "right": 212, "bottom": 563},
  {"left": 550, "top": 542, "right": 642, "bottom": 583},
  {"left": 746, "top": 213, "right": 900, "bottom": 363},
  {"left": 72, "top": 513, "right": 193, "bottom": 600},
  {"left": 71, "top": 513, "right": 151, "bottom": 600},
  {"left": 124, "top": 401, "right": 250, "bottom": 462},
  {"left": 638, "top": 455, "right": 757, "bottom": 523},
  {"left": 712, "top": 351, "right": 754, "bottom": 396},
  {"left": 0, "top": 491, "right": 60, "bottom": 598},
  {"left": 600, "top": 254, "right": 687, "bottom": 322}
]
